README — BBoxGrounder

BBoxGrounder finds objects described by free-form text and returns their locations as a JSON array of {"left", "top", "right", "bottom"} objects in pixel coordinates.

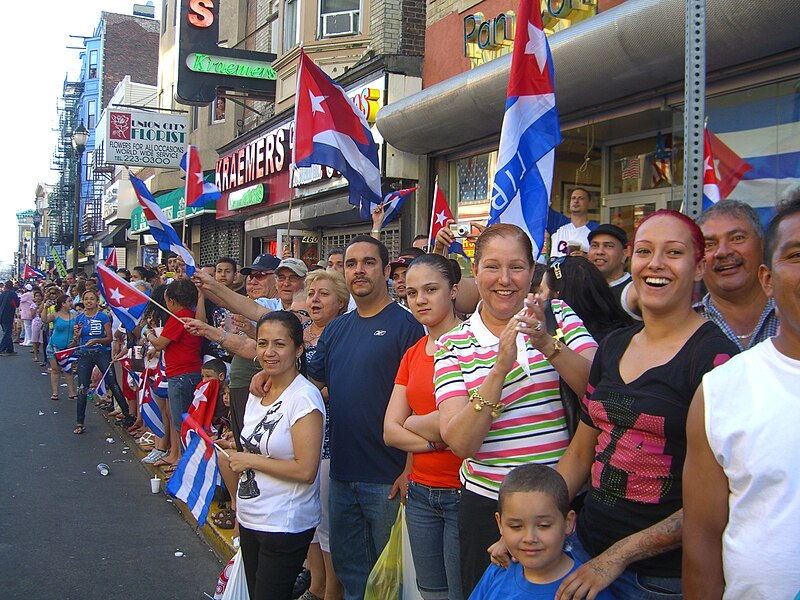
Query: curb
[{"left": 100, "top": 407, "right": 237, "bottom": 562}]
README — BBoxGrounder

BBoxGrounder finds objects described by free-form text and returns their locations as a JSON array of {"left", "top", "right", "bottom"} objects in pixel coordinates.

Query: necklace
[{"left": 735, "top": 326, "right": 757, "bottom": 340}]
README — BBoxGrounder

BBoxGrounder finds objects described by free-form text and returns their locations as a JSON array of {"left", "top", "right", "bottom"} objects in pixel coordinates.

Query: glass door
[
  {"left": 600, "top": 188, "right": 679, "bottom": 243},
  {"left": 276, "top": 229, "right": 320, "bottom": 269}
]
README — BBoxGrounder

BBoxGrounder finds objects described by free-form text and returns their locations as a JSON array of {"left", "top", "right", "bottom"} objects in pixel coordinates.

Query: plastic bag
[
  {"left": 364, "top": 504, "right": 422, "bottom": 600},
  {"left": 216, "top": 549, "right": 250, "bottom": 600}
]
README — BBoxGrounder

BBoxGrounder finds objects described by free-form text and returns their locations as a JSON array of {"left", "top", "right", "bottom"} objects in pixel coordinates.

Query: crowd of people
[{"left": 1, "top": 195, "right": 798, "bottom": 600}]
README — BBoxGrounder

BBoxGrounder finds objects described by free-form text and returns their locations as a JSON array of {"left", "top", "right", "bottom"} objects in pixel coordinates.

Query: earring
[{"left": 296, "top": 357, "right": 302, "bottom": 371}]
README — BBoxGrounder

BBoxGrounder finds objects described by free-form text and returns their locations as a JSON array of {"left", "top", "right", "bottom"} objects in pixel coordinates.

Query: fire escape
[{"left": 50, "top": 79, "right": 83, "bottom": 249}]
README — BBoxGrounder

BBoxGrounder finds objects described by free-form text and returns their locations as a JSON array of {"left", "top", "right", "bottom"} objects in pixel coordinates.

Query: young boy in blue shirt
[{"left": 470, "top": 464, "right": 614, "bottom": 599}]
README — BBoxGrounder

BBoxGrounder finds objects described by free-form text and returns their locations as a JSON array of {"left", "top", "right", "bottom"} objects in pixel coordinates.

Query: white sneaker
[{"left": 142, "top": 449, "right": 168, "bottom": 464}]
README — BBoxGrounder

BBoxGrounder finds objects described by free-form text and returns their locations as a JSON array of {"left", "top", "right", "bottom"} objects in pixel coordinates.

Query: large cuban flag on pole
[
  {"left": 487, "top": 0, "right": 561, "bottom": 257},
  {"left": 293, "top": 48, "right": 382, "bottom": 219},
  {"left": 129, "top": 172, "right": 196, "bottom": 276}
]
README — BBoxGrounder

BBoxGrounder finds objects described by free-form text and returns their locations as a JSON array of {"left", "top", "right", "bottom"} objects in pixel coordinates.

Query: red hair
[{"left": 633, "top": 209, "right": 704, "bottom": 264}]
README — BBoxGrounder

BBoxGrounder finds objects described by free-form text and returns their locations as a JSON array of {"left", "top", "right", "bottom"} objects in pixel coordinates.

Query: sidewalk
[{"left": 99, "top": 406, "right": 237, "bottom": 562}]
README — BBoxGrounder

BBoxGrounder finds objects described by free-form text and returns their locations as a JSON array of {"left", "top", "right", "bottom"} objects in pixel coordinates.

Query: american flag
[{"left": 622, "top": 157, "right": 641, "bottom": 181}]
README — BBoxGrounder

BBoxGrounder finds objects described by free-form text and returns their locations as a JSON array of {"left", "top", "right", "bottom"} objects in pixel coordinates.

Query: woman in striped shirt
[{"left": 435, "top": 224, "right": 597, "bottom": 595}]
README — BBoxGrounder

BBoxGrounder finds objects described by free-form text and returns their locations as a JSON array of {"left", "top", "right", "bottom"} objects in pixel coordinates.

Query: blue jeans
[
  {"left": 328, "top": 478, "right": 400, "bottom": 600},
  {"left": 405, "top": 481, "right": 463, "bottom": 600},
  {"left": 167, "top": 371, "right": 202, "bottom": 432},
  {"left": 0, "top": 319, "right": 14, "bottom": 353},
  {"left": 76, "top": 347, "right": 128, "bottom": 425},
  {"left": 567, "top": 532, "right": 682, "bottom": 599}
]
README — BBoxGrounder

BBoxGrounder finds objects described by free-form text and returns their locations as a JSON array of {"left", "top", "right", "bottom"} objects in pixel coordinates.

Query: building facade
[{"left": 377, "top": 0, "right": 800, "bottom": 259}]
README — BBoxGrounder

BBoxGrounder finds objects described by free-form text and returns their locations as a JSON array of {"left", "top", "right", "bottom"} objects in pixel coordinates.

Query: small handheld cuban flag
[
  {"left": 139, "top": 377, "right": 165, "bottom": 438},
  {"left": 129, "top": 172, "right": 196, "bottom": 276},
  {"left": 23, "top": 264, "right": 47, "bottom": 279},
  {"left": 166, "top": 414, "right": 220, "bottom": 526},
  {"left": 428, "top": 180, "right": 469, "bottom": 261},
  {"left": 96, "top": 264, "right": 150, "bottom": 332},
  {"left": 181, "top": 145, "right": 221, "bottom": 208},
  {"left": 55, "top": 347, "right": 79, "bottom": 372},
  {"left": 153, "top": 359, "right": 169, "bottom": 399},
  {"left": 487, "top": 0, "right": 561, "bottom": 258},
  {"left": 703, "top": 124, "right": 721, "bottom": 210},
  {"left": 181, "top": 379, "right": 220, "bottom": 446},
  {"left": 370, "top": 186, "right": 418, "bottom": 227},
  {"left": 103, "top": 248, "right": 118, "bottom": 269}
]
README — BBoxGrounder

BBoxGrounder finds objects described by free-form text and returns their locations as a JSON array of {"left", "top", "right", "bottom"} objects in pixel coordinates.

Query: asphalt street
[{"left": 0, "top": 349, "right": 223, "bottom": 599}]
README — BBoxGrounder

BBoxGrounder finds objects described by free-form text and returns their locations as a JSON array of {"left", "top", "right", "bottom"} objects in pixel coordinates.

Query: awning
[
  {"left": 129, "top": 173, "right": 217, "bottom": 234},
  {"left": 99, "top": 223, "right": 127, "bottom": 247},
  {"left": 376, "top": 0, "right": 800, "bottom": 155}
]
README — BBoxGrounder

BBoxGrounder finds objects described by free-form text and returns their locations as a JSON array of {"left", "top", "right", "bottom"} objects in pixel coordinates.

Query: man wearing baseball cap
[
  {"left": 588, "top": 224, "right": 638, "bottom": 317},
  {"left": 275, "top": 257, "right": 308, "bottom": 311}
]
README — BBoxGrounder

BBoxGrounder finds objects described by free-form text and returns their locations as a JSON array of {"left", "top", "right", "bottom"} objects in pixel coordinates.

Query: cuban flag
[
  {"left": 487, "top": 0, "right": 561, "bottom": 257},
  {"left": 129, "top": 172, "right": 196, "bottom": 276},
  {"left": 23, "top": 264, "right": 47, "bottom": 279},
  {"left": 703, "top": 125, "right": 722, "bottom": 210},
  {"left": 55, "top": 347, "right": 79, "bottom": 372},
  {"left": 181, "top": 379, "right": 220, "bottom": 446},
  {"left": 370, "top": 186, "right": 418, "bottom": 227},
  {"left": 103, "top": 248, "right": 118, "bottom": 269},
  {"left": 166, "top": 424, "right": 219, "bottom": 526},
  {"left": 95, "top": 374, "right": 107, "bottom": 398},
  {"left": 428, "top": 181, "right": 469, "bottom": 260},
  {"left": 140, "top": 377, "right": 165, "bottom": 438},
  {"left": 181, "top": 146, "right": 221, "bottom": 208},
  {"left": 153, "top": 360, "right": 169, "bottom": 399},
  {"left": 119, "top": 356, "right": 140, "bottom": 402},
  {"left": 96, "top": 264, "right": 150, "bottom": 332},
  {"left": 293, "top": 49, "right": 382, "bottom": 219}
]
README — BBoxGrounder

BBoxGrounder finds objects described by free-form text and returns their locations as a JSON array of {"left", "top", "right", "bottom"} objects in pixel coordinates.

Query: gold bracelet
[{"left": 470, "top": 389, "right": 504, "bottom": 418}]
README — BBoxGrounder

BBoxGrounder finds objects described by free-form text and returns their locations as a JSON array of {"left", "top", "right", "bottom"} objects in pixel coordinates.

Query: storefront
[
  {"left": 128, "top": 183, "right": 218, "bottom": 267},
  {"left": 215, "top": 68, "right": 421, "bottom": 267},
  {"left": 376, "top": 0, "right": 800, "bottom": 249}
]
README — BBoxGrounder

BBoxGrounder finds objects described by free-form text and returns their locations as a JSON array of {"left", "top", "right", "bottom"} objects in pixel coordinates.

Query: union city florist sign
[
  {"left": 177, "top": 0, "right": 277, "bottom": 105},
  {"left": 106, "top": 109, "right": 188, "bottom": 168}
]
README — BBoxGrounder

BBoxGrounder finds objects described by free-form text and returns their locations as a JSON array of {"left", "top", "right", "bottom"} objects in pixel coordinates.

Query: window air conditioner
[{"left": 322, "top": 10, "right": 358, "bottom": 37}]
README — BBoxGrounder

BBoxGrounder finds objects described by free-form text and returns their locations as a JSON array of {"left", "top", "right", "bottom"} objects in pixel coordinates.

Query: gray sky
[{"left": 0, "top": 1, "right": 162, "bottom": 269}]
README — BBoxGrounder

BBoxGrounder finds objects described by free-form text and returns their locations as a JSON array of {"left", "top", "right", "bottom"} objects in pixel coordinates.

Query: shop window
[
  {"left": 88, "top": 50, "right": 98, "bottom": 79},
  {"left": 453, "top": 151, "right": 496, "bottom": 224},
  {"left": 283, "top": 0, "right": 300, "bottom": 52},
  {"left": 319, "top": 0, "right": 360, "bottom": 38},
  {"left": 87, "top": 100, "right": 97, "bottom": 130},
  {"left": 609, "top": 134, "right": 680, "bottom": 195}
]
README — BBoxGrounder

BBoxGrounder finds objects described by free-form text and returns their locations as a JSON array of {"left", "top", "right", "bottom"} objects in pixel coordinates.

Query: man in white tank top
[{"left": 682, "top": 197, "right": 800, "bottom": 599}]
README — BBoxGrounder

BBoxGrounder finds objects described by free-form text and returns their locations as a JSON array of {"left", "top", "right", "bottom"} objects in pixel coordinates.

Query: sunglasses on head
[{"left": 249, "top": 270, "right": 275, "bottom": 280}]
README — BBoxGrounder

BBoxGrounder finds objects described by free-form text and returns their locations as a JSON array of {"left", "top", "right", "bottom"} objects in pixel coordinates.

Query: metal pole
[
  {"left": 32, "top": 222, "right": 38, "bottom": 268},
  {"left": 73, "top": 151, "right": 83, "bottom": 276},
  {"left": 683, "top": 0, "right": 706, "bottom": 220}
]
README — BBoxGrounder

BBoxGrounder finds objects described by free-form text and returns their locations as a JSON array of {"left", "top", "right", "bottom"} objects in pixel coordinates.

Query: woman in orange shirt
[{"left": 384, "top": 253, "right": 464, "bottom": 600}]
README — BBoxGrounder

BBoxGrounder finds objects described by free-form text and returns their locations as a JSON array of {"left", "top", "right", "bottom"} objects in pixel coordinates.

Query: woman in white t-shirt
[{"left": 228, "top": 310, "right": 325, "bottom": 600}]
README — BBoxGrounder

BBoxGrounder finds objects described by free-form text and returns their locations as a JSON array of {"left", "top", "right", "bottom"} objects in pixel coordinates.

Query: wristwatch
[{"left": 543, "top": 338, "right": 564, "bottom": 362}]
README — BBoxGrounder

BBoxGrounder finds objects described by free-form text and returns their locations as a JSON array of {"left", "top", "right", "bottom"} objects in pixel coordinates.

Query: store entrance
[
  {"left": 276, "top": 229, "right": 320, "bottom": 269},
  {"left": 600, "top": 188, "right": 682, "bottom": 242}
]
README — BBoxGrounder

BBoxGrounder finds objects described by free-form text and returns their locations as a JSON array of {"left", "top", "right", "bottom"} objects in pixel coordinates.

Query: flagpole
[
  {"left": 286, "top": 165, "right": 295, "bottom": 258},
  {"left": 182, "top": 148, "right": 191, "bottom": 248},
  {"left": 212, "top": 442, "right": 231, "bottom": 459},
  {"left": 428, "top": 176, "right": 439, "bottom": 254}
]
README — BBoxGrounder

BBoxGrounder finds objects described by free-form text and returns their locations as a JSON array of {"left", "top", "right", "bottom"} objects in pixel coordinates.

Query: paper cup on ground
[{"left": 150, "top": 477, "right": 161, "bottom": 494}]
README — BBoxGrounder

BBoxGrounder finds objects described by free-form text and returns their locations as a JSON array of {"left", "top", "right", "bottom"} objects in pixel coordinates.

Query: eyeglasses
[
  {"left": 249, "top": 271, "right": 275, "bottom": 280},
  {"left": 277, "top": 274, "right": 301, "bottom": 283}
]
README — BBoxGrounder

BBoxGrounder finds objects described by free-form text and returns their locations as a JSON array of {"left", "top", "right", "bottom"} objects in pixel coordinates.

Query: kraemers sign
[
  {"left": 178, "top": 0, "right": 277, "bottom": 105},
  {"left": 105, "top": 109, "right": 188, "bottom": 168}
]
